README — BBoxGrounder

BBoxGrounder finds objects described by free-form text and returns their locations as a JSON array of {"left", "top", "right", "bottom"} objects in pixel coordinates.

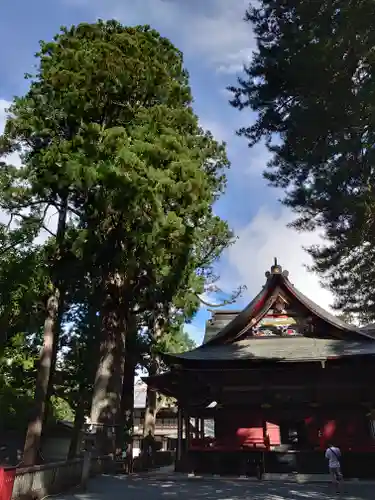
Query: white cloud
[
  {"left": 245, "top": 142, "right": 272, "bottom": 175},
  {"left": 63, "top": 0, "right": 254, "bottom": 73},
  {"left": 222, "top": 206, "right": 334, "bottom": 312},
  {"left": 182, "top": 0, "right": 254, "bottom": 73},
  {"left": 199, "top": 118, "right": 228, "bottom": 143}
]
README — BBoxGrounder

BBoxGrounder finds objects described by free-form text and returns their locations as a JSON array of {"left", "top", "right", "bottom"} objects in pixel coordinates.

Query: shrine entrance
[{"left": 279, "top": 419, "right": 309, "bottom": 449}]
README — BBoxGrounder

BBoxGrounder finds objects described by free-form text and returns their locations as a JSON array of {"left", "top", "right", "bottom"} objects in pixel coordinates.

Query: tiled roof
[
  {"left": 203, "top": 282, "right": 269, "bottom": 345},
  {"left": 361, "top": 324, "right": 375, "bottom": 337},
  {"left": 203, "top": 311, "right": 242, "bottom": 343},
  {"left": 283, "top": 279, "right": 373, "bottom": 338},
  {"left": 199, "top": 263, "right": 375, "bottom": 348},
  {"left": 167, "top": 337, "right": 375, "bottom": 362}
]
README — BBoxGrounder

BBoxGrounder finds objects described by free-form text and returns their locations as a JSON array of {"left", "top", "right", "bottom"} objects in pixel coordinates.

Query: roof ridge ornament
[{"left": 265, "top": 258, "right": 289, "bottom": 280}]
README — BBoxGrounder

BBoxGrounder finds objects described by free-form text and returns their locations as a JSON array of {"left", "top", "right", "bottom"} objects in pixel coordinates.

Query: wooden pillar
[
  {"left": 176, "top": 406, "right": 183, "bottom": 465},
  {"left": 200, "top": 417, "right": 205, "bottom": 439},
  {"left": 184, "top": 412, "right": 191, "bottom": 450},
  {"left": 194, "top": 417, "right": 199, "bottom": 440}
]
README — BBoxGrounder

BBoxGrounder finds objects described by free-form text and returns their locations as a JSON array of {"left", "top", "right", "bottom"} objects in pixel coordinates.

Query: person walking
[{"left": 325, "top": 443, "right": 342, "bottom": 493}]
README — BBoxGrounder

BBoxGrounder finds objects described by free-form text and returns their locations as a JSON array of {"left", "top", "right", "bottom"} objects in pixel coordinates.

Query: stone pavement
[{"left": 56, "top": 474, "right": 375, "bottom": 500}]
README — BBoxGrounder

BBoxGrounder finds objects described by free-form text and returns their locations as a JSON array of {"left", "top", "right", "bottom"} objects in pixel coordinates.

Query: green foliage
[
  {"left": 55, "top": 300, "right": 102, "bottom": 412},
  {"left": 0, "top": 236, "right": 70, "bottom": 429},
  {"left": 49, "top": 396, "right": 74, "bottom": 422},
  {"left": 160, "top": 325, "right": 196, "bottom": 354},
  {"left": 0, "top": 233, "right": 48, "bottom": 349},
  {"left": 0, "top": 329, "right": 74, "bottom": 429},
  {"left": 1, "top": 19, "right": 229, "bottom": 304},
  {"left": 229, "top": 0, "right": 375, "bottom": 320},
  {"left": 0, "top": 20, "right": 233, "bottom": 450},
  {"left": 0, "top": 333, "right": 38, "bottom": 429}
]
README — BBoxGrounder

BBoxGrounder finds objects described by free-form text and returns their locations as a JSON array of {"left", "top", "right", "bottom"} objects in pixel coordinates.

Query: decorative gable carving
[
  {"left": 203, "top": 259, "right": 372, "bottom": 346},
  {"left": 250, "top": 294, "right": 308, "bottom": 337}
]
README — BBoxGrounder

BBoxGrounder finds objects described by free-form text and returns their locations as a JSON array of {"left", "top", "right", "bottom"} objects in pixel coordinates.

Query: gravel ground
[{"left": 56, "top": 474, "right": 375, "bottom": 500}]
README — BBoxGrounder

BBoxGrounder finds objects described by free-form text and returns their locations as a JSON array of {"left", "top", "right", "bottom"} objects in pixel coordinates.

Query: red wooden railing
[{"left": 0, "top": 468, "right": 16, "bottom": 500}]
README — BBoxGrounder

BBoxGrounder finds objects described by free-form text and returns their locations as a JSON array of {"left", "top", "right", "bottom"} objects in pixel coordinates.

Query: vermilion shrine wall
[{"left": 211, "top": 410, "right": 375, "bottom": 452}]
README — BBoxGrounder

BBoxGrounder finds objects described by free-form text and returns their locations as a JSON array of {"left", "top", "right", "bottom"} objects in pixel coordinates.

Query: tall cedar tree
[
  {"left": 1, "top": 21, "right": 230, "bottom": 458},
  {"left": 69, "top": 25, "right": 229, "bottom": 452},
  {"left": 229, "top": 0, "right": 375, "bottom": 321}
]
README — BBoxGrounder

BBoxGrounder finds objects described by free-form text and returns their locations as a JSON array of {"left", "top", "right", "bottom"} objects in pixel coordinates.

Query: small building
[
  {"left": 42, "top": 420, "right": 89, "bottom": 462},
  {"left": 145, "top": 260, "right": 375, "bottom": 478},
  {"left": 0, "top": 420, "right": 88, "bottom": 466},
  {"left": 132, "top": 380, "right": 178, "bottom": 457}
]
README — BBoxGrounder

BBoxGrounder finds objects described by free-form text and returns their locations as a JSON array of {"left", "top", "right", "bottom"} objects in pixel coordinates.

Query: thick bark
[
  {"left": 143, "top": 315, "right": 164, "bottom": 437},
  {"left": 143, "top": 366, "right": 159, "bottom": 438},
  {"left": 90, "top": 274, "right": 126, "bottom": 456},
  {"left": 22, "top": 196, "right": 68, "bottom": 466},
  {"left": 22, "top": 290, "right": 60, "bottom": 465},
  {"left": 42, "top": 296, "right": 65, "bottom": 429},
  {"left": 116, "top": 316, "right": 138, "bottom": 452},
  {"left": 116, "top": 349, "right": 136, "bottom": 452}
]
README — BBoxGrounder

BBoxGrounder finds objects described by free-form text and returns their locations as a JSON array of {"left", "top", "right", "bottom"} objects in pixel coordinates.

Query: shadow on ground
[{"left": 58, "top": 474, "right": 375, "bottom": 500}]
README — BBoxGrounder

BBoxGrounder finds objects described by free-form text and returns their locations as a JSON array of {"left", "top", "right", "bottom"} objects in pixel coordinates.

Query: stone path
[{"left": 56, "top": 474, "right": 375, "bottom": 500}]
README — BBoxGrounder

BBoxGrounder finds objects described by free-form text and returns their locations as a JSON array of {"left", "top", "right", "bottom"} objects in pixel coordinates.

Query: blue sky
[{"left": 0, "top": 0, "right": 333, "bottom": 345}]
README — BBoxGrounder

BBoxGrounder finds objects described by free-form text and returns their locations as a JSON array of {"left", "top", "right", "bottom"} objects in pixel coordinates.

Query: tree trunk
[
  {"left": 22, "top": 289, "right": 60, "bottom": 465},
  {"left": 116, "top": 355, "right": 135, "bottom": 452},
  {"left": 68, "top": 394, "right": 86, "bottom": 459},
  {"left": 143, "top": 315, "right": 164, "bottom": 437},
  {"left": 116, "top": 323, "right": 137, "bottom": 453},
  {"left": 42, "top": 295, "right": 65, "bottom": 428},
  {"left": 143, "top": 360, "right": 159, "bottom": 437},
  {"left": 22, "top": 196, "right": 68, "bottom": 466},
  {"left": 90, "top": 274, "right": 126, "bottom": 456}
]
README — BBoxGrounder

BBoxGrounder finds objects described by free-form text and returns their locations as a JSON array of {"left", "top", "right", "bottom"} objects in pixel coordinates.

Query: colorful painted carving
[{"left": 251, "top": 310, "right": 302, "bottom": 337}]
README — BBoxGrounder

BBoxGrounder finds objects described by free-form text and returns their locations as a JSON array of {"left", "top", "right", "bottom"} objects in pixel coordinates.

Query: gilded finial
[
  {"left": 270, "top": 257, "right": 282, "bottom": 274},
  {"left": 265, "top": 258, "right": 289, "bottom": 279}
]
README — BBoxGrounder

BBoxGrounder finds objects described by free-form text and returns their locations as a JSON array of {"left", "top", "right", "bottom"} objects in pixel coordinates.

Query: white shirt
[{"left": 325, "top": 446, "right": 341, "bottom": 468}]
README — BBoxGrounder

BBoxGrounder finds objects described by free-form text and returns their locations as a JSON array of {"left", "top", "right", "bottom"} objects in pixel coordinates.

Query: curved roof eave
[
  {"left": 163, "top": 261, "right": 375, "bottom": 363},
  {"left": 282, "top": 277, "right": 374, "bottom": 339}
]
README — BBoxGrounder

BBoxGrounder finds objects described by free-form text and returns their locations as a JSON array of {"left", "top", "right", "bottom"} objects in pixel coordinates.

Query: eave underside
[
  {"left": 143, "top": 370, "right": 214, "bottom": 408},
  {"left": 144, "top": 357, "right": 375, "bottom": 412}
]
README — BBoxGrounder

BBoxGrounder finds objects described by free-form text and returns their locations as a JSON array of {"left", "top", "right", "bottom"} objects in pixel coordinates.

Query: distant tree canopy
[{"left": 229, "top": 0, "right": 375, "bottom": 322}]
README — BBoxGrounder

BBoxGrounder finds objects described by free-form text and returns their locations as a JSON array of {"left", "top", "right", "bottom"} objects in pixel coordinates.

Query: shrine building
[{"left": 144, "top": 260, "right": 375, "bottom": 477}]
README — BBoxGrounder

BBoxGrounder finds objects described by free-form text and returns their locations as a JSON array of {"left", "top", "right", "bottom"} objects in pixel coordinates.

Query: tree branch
[{"left": 195, "top": 285, "right": 246, "bottom": 308}]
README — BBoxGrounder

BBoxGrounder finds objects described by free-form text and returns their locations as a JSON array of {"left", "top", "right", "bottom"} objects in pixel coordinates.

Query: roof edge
[
  {"left": 163, "top": 260, "right": 375, "bottom": 363},
  {"left": 282, "top": 278, "right": 374, "bottom": 340}
]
